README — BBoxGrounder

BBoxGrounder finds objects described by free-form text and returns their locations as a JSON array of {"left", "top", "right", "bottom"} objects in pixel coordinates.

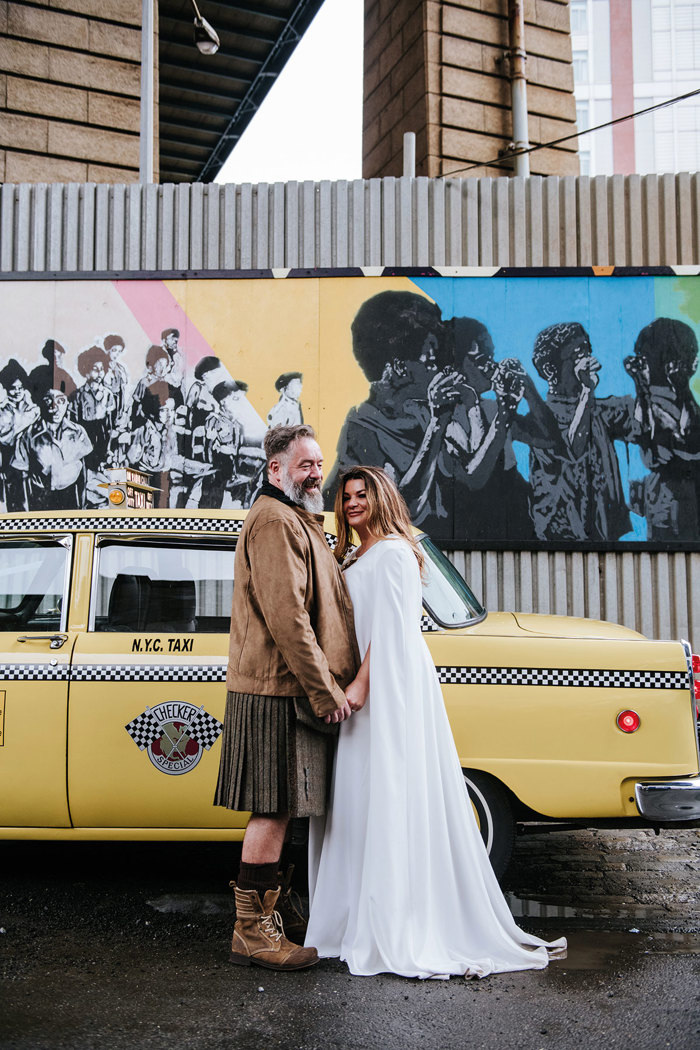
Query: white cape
[{"left": 306, "top": 537, "right": 566, "bottom": 979}]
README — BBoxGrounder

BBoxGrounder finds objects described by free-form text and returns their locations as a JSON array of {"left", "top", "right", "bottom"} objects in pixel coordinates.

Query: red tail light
[
  {"left": 692, "top": 654, "right": 700, "bottom": 716},
  {"left": 617, "top": 709, "right": 641, "bottom": 733}
]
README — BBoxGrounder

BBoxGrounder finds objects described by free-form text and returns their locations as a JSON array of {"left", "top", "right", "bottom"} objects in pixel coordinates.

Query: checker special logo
[{"left": 125, "top": 702, "right": 223, "bottom": 776}]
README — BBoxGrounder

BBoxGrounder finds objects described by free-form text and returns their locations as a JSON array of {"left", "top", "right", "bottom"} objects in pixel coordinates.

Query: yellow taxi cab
[{"left": 1, "top": 508, "right": 699, "bottom": 877}]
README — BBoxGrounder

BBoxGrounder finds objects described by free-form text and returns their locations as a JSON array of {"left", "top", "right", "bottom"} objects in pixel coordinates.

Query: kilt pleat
[
  {"left": 214, "top": 691, "right": 288, "bottom": 814},
  {"left": 213, "top": 691, "right": 334, "bottom": 817}
]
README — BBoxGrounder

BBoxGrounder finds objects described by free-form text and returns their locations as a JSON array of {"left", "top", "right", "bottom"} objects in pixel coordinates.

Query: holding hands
[
  {"left": 324, "top": 645, "right": 371, "bottom": 723},
  {"left": 345, "top": 674, "right": 369, "bottom": 714},
  {"left": 325, "top": 698, "right": 353, "bottom": 724}
]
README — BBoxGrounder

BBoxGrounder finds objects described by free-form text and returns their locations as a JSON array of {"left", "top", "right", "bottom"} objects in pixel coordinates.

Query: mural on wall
[{"left": 0, "top": 270, "right": 698, "bottom": 549}]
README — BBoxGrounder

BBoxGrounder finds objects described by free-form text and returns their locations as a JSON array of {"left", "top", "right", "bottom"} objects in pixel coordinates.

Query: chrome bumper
[{"left": 635, "top": 777, "right": 700, "bottom": 821}]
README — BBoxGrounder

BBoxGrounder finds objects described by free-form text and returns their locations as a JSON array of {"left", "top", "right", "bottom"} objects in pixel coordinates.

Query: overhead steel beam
[
  {"left": 160, "top": 82, "right": 245, "bottom": 106},
  {"left": 201, "top": 0, "right": 288, "bottom": 23},
  {"left": 159, "top": 58, "right": 253, "bottom": 87}
]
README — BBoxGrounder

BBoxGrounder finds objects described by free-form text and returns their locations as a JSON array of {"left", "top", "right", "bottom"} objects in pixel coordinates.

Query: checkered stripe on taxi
[
  {"left": 0, "top": 663, "right": 226, "bottom": 682},
  {"left": 70, "top": 663, "right": 228, "bottom": 682},
  {"left": 0, "top": 516, "right": 244, "bottom": 533},
  {"left": 436, "top": 667, "right": 690, "bottom": 689},
  {"left": 0, "top": 663, "right": 71, "bottom": 680},
  {"left": 0, "top": 662, "right": 689, "bottom": 689}
]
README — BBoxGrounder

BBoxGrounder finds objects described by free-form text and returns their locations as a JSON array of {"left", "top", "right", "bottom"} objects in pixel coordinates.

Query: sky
[{"left": 215, "top": 0, "right": 364, "bottom": 185}]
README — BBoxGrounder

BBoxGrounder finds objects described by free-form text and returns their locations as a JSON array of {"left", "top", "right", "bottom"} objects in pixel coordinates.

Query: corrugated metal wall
[{"left": 1, "top": 174, "right": 699, "bottom": 651}]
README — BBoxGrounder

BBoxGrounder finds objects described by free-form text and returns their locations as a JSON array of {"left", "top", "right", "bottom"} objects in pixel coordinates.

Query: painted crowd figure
[
  {"left": 626, "top": 318, "right": 700, "bottom": 541},
  {"left": 529, "top": 322, "right": 639, "bottom": 542}
]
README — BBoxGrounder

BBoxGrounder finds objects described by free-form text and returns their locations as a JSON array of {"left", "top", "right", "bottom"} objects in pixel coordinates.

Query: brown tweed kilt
[{"left": 213, "top": 691, "right": 338, "bottom": 818}]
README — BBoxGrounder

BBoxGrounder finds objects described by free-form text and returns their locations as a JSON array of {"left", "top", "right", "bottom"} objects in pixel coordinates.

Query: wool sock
[{"left": 237, "top": 860, "right": 279, "bottom": 895}]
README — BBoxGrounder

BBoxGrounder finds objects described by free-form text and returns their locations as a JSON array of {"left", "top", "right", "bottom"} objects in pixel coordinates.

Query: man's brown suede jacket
[{"left": 226, "top": 493, "right": 360, "bottom": 717}]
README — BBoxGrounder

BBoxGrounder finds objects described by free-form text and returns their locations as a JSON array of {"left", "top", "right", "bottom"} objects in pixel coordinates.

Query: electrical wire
[{"left": 441, "top": 85, "right": 700, "bottom": 178}]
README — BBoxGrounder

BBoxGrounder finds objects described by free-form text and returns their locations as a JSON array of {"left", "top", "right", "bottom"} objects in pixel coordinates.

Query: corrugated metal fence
[{"left": 1, "top": 174, "right": 699, "bottom": 651}]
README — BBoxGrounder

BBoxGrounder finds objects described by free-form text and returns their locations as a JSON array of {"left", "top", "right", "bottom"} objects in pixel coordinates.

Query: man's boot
[
  {"left": 276, "top": 864, "right": 308, "bottom": 944},
  {"left": 230, "top": 885, "right": 318, "bottom": 970}
]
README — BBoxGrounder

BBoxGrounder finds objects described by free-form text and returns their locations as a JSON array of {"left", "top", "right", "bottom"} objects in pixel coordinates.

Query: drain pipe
[{"left": 507, "top": 0, "right": 530, "bottom": 177}]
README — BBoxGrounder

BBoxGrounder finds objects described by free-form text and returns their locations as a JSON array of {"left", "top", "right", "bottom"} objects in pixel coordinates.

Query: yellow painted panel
[
  {"left": 68, "top": 631, "right": 243, "bottom": 830},
  {"left": 428, "top": 620, "right": 698, "bottom": 817},
  {"left": 0, "top": 639, "right": 71, "bottom": 827}
]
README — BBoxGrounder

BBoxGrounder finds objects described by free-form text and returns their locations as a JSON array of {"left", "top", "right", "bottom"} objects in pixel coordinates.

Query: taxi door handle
[{"left": 17, "top": 634, "right": 68, "bottom": 650}]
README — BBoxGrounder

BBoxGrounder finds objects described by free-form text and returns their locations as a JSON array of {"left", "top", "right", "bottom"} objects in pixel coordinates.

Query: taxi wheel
[{"left": 462, "top": 769, "right": 515, "bottom": 880}]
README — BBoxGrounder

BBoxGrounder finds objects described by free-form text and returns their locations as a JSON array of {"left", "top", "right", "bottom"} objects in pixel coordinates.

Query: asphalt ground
[{"left": 1, "top": 826, "right": 699, "bottom": 1050}]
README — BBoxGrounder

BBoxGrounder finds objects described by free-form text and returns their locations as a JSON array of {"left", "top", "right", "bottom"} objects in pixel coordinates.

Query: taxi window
[
  {"left": 419, "top": 535, "right": 485, "bottom": 628},
  {"left": 92, "top": 540, "right": 235, "bottom": 634},
  {"left": 0, "top": 539, "right": 70, "bottom": 632}
]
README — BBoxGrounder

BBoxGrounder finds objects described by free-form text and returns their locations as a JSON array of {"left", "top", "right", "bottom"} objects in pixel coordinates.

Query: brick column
[
  {"left": 0, "top": 0, "right": 151, "bottom": 184},
  {"left": 363, "top": 0, "right": 579, "bottom": 179}
]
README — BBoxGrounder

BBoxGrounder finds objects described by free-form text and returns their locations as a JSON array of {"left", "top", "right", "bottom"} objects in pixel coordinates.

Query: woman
[{"left": 305, "top": 465, "right": 565, "bottom": 979}]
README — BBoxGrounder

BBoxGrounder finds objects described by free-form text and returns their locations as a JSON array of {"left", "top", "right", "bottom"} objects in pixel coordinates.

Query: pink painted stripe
[{"left": 112, "top": 279, "right": 214, "bottom": 367}]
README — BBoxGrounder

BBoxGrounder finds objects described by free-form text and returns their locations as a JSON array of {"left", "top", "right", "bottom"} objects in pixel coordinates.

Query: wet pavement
[{"left": 1, "top": 825, "right": 699, "bottom": 1050}]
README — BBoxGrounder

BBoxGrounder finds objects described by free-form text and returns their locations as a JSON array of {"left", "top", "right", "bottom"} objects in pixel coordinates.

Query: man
[
  {"left": 13, "top": 388, "right": 92, "bottom": 510},
  {"left": 529, "top": 322, "right": 639, "bottom": 541},
  {"left": 322, "top": 290, "right": 447, "bottom": 511},
  {"left": 131, "top": 344, "right": 184, "bottom": 431},
  {"left": 0, "top": 359, "right": 40, "bottom": 511},
  {"left": 205, "top": 379, "right": 266, "bottom": 508},
  {"left": 127, "top": 383, "right": 182, "bottom": 508},
  {"left": 267, "top": 372, "right": 304, "bottom": 427},
  {"left": 625, "top": 317, "right": 700, "bottom": 540},
  {"left": 28, "top": 339, "right": 76, "bottom": 400},
  {"left": 70, "top": 345, "right": 117, "bottom": 474},
  {"left": 161, "top": 327, "right": 186, "bottom": 390},
  {"left": 444, "top": 317, "right": 564, "bottom": 542},
  {"left": 102, "top": 335, "right": 130, "bottom": 429},
  {"left": 214, "top": 423, "right": 359, "bottom": 971}
]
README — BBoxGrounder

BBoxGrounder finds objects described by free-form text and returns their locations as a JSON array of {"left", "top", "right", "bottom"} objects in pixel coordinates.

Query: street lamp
[{"left": 190, "top": 0, "right": 220, "bottom": 55}]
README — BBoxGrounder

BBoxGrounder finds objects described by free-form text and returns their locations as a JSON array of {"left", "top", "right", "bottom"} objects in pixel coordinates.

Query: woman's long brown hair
[{"left": 333, "top": 465, "right": 425, "bottom": 574}]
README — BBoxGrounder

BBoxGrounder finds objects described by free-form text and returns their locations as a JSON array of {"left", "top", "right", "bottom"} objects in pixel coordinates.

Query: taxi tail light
[
  {"left": 692, "top": 654, "right": 700, "bottom": 717},
  {"left": 617, "top": 709, "right": 641, "bottom": 733}
]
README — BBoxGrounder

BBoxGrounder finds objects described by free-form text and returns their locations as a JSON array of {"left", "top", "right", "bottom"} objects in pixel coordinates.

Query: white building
[{"left": 572, "top": 0, "right": 700, "bottom": 175}]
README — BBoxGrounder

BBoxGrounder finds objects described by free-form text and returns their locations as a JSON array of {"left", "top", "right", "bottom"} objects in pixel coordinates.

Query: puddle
[
  {"left": 505, "top": 893, "right": 667, "bottom": 922},
  {"left": 146, "top": 893, "right": 235, "bottom": 915},
  {"left": 643, "top": 931, "right": 700, "bottom": 955},
  {"left": 552, "top": 930, "right": 700, "bottom": 971}
]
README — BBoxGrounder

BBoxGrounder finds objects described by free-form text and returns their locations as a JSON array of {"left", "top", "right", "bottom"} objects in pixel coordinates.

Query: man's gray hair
[{"left": 264, "top": 423, "right": 317, "bottom": 465}]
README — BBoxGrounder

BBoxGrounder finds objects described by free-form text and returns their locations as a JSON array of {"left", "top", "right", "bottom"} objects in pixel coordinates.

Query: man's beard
[{"left": 280, "top": 465, "right": 324, "bottom": 513}]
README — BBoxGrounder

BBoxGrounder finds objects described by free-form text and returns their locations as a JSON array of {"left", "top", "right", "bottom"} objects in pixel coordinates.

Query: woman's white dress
[{"left": 306, "top": 537, "right": 566, "bottom": 979}]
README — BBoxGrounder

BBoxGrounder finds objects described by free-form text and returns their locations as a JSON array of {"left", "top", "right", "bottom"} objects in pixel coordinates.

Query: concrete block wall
[
  {"left": 363, "top": 0, "right": 579, "bottom": 179},
  {"left": 0, "top": 0, "right": 152, "bottom": 184}
]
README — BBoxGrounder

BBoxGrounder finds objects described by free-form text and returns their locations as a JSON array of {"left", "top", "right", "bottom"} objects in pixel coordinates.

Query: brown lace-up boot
[
  {"left": 230, "top": 885, "right": 318, "bottom": 970},
  {"left": 276, "top": 864, "right": 308, "bottom": 944}
]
